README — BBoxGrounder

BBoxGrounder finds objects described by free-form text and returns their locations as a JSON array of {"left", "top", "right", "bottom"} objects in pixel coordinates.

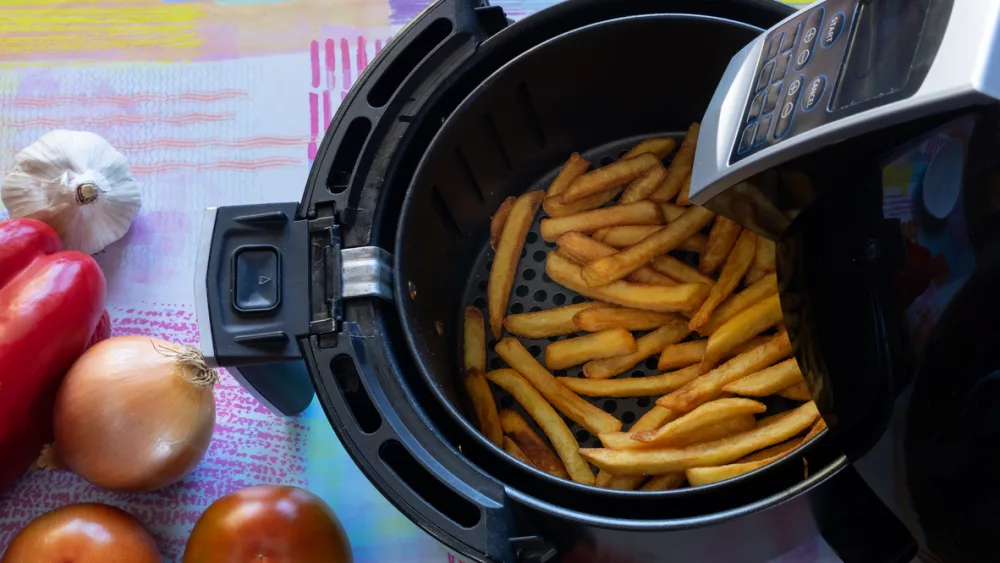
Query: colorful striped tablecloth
[{"left": 0, "top": 0, "right": 834, "bottom": 561}]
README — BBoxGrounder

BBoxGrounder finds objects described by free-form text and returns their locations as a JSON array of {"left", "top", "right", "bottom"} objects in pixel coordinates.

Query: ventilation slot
[
  {"left": 332, "top": 354, "right": 381, "bottom": 433},
  {"left": 483, "top": 114, "right": 512, "bottom": 171},
  {"left": 431, "top": 185, "right": 463, "bottom": 235},
  {"left": 367, "top": 18, "right": 454, "bottom": 108},
  {"left": 327, "top": 117, "right": 372, "bottom": 194},
  {"left": 379, "top": 440, "right": 481, "bottom": 528},
  {"left": 515, "top": 82, "right": 546, "bottom": 148},
  {"left": 454, "top": 149, "right": 485, "bottom": 202}
]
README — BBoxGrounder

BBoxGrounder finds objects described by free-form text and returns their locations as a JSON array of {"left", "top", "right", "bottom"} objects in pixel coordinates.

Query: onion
[{"left": 52, "top": 335, "right": 218, "bottom": 492}]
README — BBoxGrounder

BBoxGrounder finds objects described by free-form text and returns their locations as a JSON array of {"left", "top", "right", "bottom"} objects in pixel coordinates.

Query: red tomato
[
  {"left": 1, "top": 503, "right": 160, "bottom": 563},
  {"left": 183, "top": 485, "right": 352, "bottom": 563}
]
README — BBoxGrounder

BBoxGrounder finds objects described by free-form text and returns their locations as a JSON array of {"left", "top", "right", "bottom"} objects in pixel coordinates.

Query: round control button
[
  {"left": 780, "top": 100, "right": 795, "bottom": 119},
  {"left": 787, "top": 76, "right": 803, "bottom": 97},
  {"left": 804, "top": 27, "right": 817, "bottom": 43},
  {"left": 822, "top": 12, "right": 845, "bottom": 48},
  {"left": 801, "top": 75, "right": 827, "bottom": 112}
]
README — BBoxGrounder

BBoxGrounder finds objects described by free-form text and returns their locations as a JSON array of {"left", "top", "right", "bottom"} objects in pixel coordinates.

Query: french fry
[
  {"left": 544, "top": 186, "right": 624, "bottom": 218},
  {"left": 545, "top": 328, "right": 637, "bottom": 370},
  {"left": 581, "top": 206, "right": 715, "bottom": 287},
  {"left": 489, "top": 191, "right": 544, "bottom": 337},
  {"left": 802, "top": 417, "right": 827, "bottom": 443},
  {"left": 490, "top": 197, "right": 515, "bottom": 251},
  {"left": 722, "top": 358, "right": 803, "bottom": 397},
  {"left": 600, "top": 413, "right": 754, "bottom": 450},
  {"left": 634, "top": 397, "right": 766, "bottom": 446},
  {"left": 744, "top": 266, "right": 769, "bottom": 285},
  {"left": 601, "top": 405, "right": 678, "bottom": 489},
  {"left": 700, "top": 293, "right": 783, "bottom": 373},
  {"left": 504, "top": 301, "right": 606, "bottom": 338},
  {"left": 698, "top": 273, "right": 778, "bottom": 336},
  {"left": 464, "top": 307, "right": 487, "bottom": 373},
  {"left": 546, "top": 252, "right": 710, "bottom": 313},
  {"left": 503, "top": 436, "right": 535, "bottom": 466},
  {"left": 686, "top": 453, "right": 789, "bottom": 486},
  {"left": 778, "top": 382, "right": 812, "bottom": 401},
  {"left": 738, "top": 436, "right": 805, "bottom": 463},
  {"left": 494, "top": 338, "right": 621, "bottom": 434},
  {"left": 620, "top": 163, "right": 668, "bottom": 204},
  {"left": 574, "top": 307, "right": 675, "bottom": 332},
  {"left": 650, "top": 123, "right": 699, "bottom": 202},
  {"left": 648, "top": 255, "right": 716, "bottom": 287},
  {"left": 582, "top": 319, "right": 691, "bottom": 380},
  {"left": 689, "top": 229, "right": 759, "bottom": 332},
  {"left": 540, "top": 200, "right": 663, "bottom": 242},
  {"left": 499, "top": 409, "right": 569, "bottom": 479},
  {"left": 560, "top": 153, "right": 659, "bottom": 203},
  {"left": 622, "top": 137, "right": 677, "bottom": 160},
  {"left": 675, "top": 174, "right": 693, "bottom": 206},
  {"left": 640, "top": 473, "right": 686, "bottom": 491},
  {"left": 596, "top": 225, "right": 706, "bottom": 254},
  {"left": 698, "top": 217, "right": 742, "bottom": 276},
  {"left": 547, "top": 153, "right": 591, "bottom": 198},
  {"left": 657, "top": 336, "right": 768, "bottom": 371},
  {"left": 557, "top": 232, "right": 675, "bottom": 286},
  {"left": 558, "top": 365, "right": 700, "bottom": 397},
  {"left": 463, "top": 308, "right": 502, "bottom": 446},
  {"left": 579, "top": 401, "right": 820, "bottom": 476},
  {"left": 755, "top": 236, "right": 777, "bottom": 272},
  {"left": 485, "top": 369, "right": 595, "bottom": 485},
  {"left": 659, "top": 330, "right": 792, "bottom": 411},
  {"left": 659, "top": 202, "right": 686, "bottom": 221}
]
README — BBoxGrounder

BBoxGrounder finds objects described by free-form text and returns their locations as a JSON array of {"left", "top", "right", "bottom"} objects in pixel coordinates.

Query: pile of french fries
[{"left": 462, "top": 125, "right": 825, "bottom": 491}]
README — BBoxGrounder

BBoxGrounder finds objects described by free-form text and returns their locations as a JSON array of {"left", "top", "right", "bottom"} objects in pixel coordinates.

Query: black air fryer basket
[{"left": 199, "top": 1, "right": 918, "bottom": 561}]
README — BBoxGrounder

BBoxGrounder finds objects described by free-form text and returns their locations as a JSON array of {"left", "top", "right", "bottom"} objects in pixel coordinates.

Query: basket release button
[{"left": 235, "top": 247, "right": 280, "bottom": 311}]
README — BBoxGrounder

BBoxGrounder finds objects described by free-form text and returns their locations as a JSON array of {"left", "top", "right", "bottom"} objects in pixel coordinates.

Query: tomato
[
  {"left": 1, "top": 503, "right": 160, "bottom": 563},
  {"left": 183, "top": 485, "right": 352, "bottom": 563}
]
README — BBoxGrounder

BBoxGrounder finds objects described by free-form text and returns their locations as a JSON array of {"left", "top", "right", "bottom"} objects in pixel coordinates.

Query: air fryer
[{"left": 191, "top": 0, "right": 941, "bottom": 562}]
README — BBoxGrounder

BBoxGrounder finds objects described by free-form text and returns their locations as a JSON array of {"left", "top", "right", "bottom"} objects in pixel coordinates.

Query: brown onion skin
[
  {"left": 183, "top": 485, "right": 352, "bottom": 563},
  {"left": 1, "top": 503, "right": 161, "bottom": 563},
  {"left": 53, "top": 335, "right": 216, "bottom": 492}
]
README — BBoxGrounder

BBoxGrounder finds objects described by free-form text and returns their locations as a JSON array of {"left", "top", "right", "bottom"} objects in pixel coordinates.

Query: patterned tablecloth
[{"left": 0, "top": 0, "right": 836, "bottom": 561}]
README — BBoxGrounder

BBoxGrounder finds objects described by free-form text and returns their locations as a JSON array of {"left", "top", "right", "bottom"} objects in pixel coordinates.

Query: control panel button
[
  {"left": 801, "top": 75, "right": 827, "bottom": 112},
  {"left": 797, "top": 7, "right": 825, "bottom": 70},
  {"left": 774, "top": 74, "right": 805, "bottom": 140},
  {"left": 748, "top": 91, "right": 766, "bottom": 123},
  {"left": 738, "top": 123, "right": 757, "bottom": 154},
  {"left": 822, "top": 12, "right": 845, "bottom": 48},
  {"left": 765, "top": 31, "right": 782, "bottom": 61},
  {"left": 773, "top": 51, "right": 791, "bottom": 82},
  {"left": 786, "top": 74, "right": 805, "bottom": 98},
  {"left": 763, "top": 82, "right": 782, "bottom": 114},
  {"left": 756, "top": 60, "right": 775, "bottom": 93},
  {"left": 754, "top": 114, "right": 773, "bottom": 146},
  {"left": 235, "top": 247, "right": 280, "bottom": 311},
  {"left": 795, "top": 48, "right": 812, "bottom": 71},
  {"left": 781, "top": 21, "right": 801, "bottom": 52}
]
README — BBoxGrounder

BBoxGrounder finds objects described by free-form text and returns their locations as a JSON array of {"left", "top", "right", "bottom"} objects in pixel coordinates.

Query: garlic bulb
[{"left": 1, "top": 130, "right": 141, "bottom": 254}]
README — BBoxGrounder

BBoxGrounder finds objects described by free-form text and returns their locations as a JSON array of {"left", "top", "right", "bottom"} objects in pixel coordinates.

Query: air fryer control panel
[{"left": 732, "top": 0, "right": 858, "bottom": 161}]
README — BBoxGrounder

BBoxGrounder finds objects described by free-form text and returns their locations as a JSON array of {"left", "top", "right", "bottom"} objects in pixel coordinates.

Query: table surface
[{"left": 0, "top": 0, "right": 836, "bottom": 561}]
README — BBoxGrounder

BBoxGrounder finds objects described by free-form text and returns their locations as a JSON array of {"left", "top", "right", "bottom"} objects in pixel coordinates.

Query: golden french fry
[
  {"left": 597, "top": 225, "right": 706, "bottom": 254},
  {"left": 503, "top": 436, "right": 535, "bottom": 466},
  {"left": 686, "top": 454, "right": 786, "bottom": 486},
  {"left": 557, "top": 232, "right": 675, "bottom": 286},
  {"left": 560, "top": 153, "right": 659, "bottom": 203},
  {"left": 600, "top": 405, "right": 679, "bottom": 489},
  {"left": 545, "top": 328, "right": 637, "bottom": 370},
  {"left": 504, "top": 301, "right": 606, "bottom": 338},
  {"left": 582, "top": 319, "right": 691, "bottom": 380},
  {"left": 659, "top": 330, "right": 792, "bottom": 411},
  {"left": 640, "top": 473, "right": 686, "bottom": 491},
  {"left": 620, "top": 163, "right": 668, "bottom": 204},
  {"left": 494, "top": 338, "right": 621, "bottom": 434},
  {"left": 739, "top": 436, "right": 805, "bottom": 463},
  {"left": 657, "top": 335, "right": 768, "bottom": 371},
  {"left": 600, "top": 413, "right": 754, "bottom": 451},
  {"left": 699, "top": 217, "right": 742, "bottom": 276},
  {"left": 623, "top": 137, "right": 677, "bottom": 160},
  {"left": 648, "top": 255, "right": 716, "bottom": 287},
  {"left": 802, "top": 418, "right": 826, "bottom": 444},
  {"left": 462, "top": 307, "right": 502, "bottom": 446},
  {"left": 547, "top": 153, "right": 591, "bottom": 198},
  {"left": 744, "top": 266, "right": 769, "bottom": 285},
  {"left": 541, "top": 200, "right": 663, "bottom": 242},
  {"left": 659, "top": 203, "right": 686, "bottom": 221},
  {"left": 675, "top": 174, "right": 693, "bottom": 206},
  {"left": 635, "top": 397, "right": 766, "bottom": 446},
  {"left": 574, "top": 307, "right": 676, "bottom": 332},
  {"left": 778, "top": 382, "right": 812, "bottom": 401},
  {"left": 755, "top": 236, "right": 777, "bottom": 272},
  {"left": 582, "top": 206, "right": 716, "bottom": 287},
  {"left": 490, "top": 197, "right": 515, "bottom": 252},
  {"left": 499, "top": 409, "right": 569, "bottom": 479},
  {"left": 722, "top": 358, "right": 803, "bottom": 396},
  {"left": 698, "top": 273, "right": 778, "bottom": 336},
  {"left": 700, "top": 293, "right": 783, "bottom": 373},
  {"left": 579, "top": 401, "right": 819, "bottom": 476},
  {"left": 546, "top": 252, "right": 710, "bottom": 313},
  {"left": 489, "top": 191, "right": 544, "bottom": 337},
  {"left": 558, "top": 365, "right": 700, "bottom": 397},
  {"left": 690, "top": 229, "right": 759, "bottom": 331},
  {"left": 485, "top": 369, "right": 595, "bottom": 485},
  {"left": 464, "top": 307, "right": 487, "bottom": 374},
  {"left": 650, "top": 123, "right": 699, "bottom": 202},
  {"left": 544, "top": 186, "right": 624, "bottom": 218}
]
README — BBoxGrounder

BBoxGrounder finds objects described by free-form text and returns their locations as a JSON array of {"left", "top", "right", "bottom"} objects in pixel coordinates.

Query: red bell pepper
[{"left": 0, "top": 218, "right": 107, "bottom": 494}]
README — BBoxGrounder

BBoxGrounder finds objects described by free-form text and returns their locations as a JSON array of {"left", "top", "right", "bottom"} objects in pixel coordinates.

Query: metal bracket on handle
[{"left": 341, "top": 246, "right": 393, "bottom": 301}]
